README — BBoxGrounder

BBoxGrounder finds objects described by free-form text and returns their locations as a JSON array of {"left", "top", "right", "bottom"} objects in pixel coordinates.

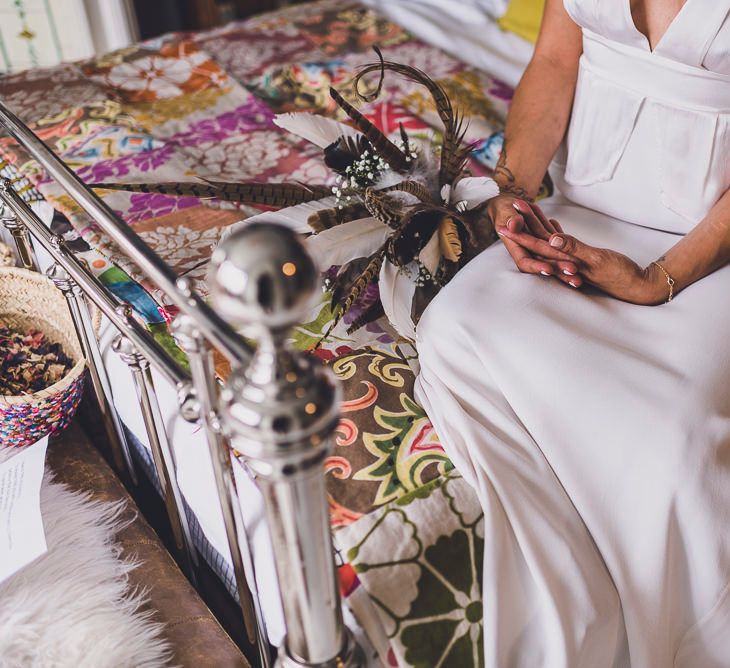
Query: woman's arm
[
  {"left": 497, "top": 188, "right": 730, "bottom": 305},
  {"left": 494, "top": 0, "right": 583, "bottom": 200},
  {"left": 488, "top": 0, "right": 584, "bottom": 283},
  {"left": 643, "top": 189, "right": 730, "bottom": 302}
]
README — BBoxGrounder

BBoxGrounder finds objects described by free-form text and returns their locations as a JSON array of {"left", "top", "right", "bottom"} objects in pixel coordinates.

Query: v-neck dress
[{"left": 414, "top": 1, "right": 730, "bottom": 666}]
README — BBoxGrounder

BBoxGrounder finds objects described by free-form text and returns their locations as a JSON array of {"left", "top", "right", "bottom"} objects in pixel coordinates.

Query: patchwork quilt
[{"left": 0, "top": 2, "right": 514, "bottom": 665}]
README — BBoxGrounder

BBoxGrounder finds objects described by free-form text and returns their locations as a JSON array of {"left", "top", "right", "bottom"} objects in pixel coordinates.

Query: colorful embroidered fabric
[
  {"left": 336, "top": 471, "right": 485, "bottom": 667},
  {"left": 0, "top": 3, "right": 516, "bottom": 663}
]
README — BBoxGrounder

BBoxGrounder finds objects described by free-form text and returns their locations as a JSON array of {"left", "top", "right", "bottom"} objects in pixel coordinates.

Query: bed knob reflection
[{"left": 208, "top": 223, "right": 319, "bottom": 335}]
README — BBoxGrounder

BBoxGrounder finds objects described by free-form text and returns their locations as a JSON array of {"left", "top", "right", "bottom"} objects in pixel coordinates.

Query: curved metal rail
[{"left": 0, "top": 97, "right": 364, "bottom": 668}]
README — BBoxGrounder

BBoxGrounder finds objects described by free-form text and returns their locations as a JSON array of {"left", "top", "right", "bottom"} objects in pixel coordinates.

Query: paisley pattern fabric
[
  {"left": 0, "top": 4, "right": 516, "bottom": 664},
  {"left": 326, "top": 349, "right": 451, "bottom": 525}
]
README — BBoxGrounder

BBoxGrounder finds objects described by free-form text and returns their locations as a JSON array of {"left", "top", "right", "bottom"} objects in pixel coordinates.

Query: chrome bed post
[
  {"left": 112, "top": 331, "right": 199, "bottom": 582},
  {"left": 173, "top": 314, "right": 271, "bottom": 668},
  {"left": 0, "top": 99, "right": 364, "bottom": 667},
  {"left": 1, "top": 202, "right": 38, "bottom": 270},
  {"left": 45, "top": 262, "right": 138, "bottom": 484},
  {"left": 209, "top": 224, "right": 364, "bottom": 668}
]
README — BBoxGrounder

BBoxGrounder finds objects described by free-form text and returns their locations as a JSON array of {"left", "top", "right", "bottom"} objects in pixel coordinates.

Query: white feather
[
  {"left": 419, "top": 230, "right": 441, "bottom": 276},
  {"left": 305, "top": 217, "right": 391, "bottom": 272},
  {"left": 219, "top": 197, "right": 338, "bottom": 241},
  {"left": 273, "top": 113, "right": 359, "bottom": 149},
  {"left": 379, "top": 260, "right": 417, "bottom": 341},
  {"left": 450, "top": 176, "right": 499, "bottom": 209},
  {"left": 440, "top": 183, "right": 451, "bottom": 204}
]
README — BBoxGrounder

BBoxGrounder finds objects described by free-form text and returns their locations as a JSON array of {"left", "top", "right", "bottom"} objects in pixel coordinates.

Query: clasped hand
[{"left": 486, "top": 194, "right": 663, "bottom": 305}]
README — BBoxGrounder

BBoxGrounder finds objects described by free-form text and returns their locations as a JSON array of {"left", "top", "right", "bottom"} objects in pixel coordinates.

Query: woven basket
[{"left": 0, "top": 267, "right": 88, "bottom": 446}]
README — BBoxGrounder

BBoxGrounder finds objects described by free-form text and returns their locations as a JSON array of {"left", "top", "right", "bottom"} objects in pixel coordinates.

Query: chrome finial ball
[{"left": 208, "top": 223, "right": 319, "bottom": 332}]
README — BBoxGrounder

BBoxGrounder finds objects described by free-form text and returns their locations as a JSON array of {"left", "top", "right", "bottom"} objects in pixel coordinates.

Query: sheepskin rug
[{"left": 0, "top": 463, "right": 174, "bottom": 668}]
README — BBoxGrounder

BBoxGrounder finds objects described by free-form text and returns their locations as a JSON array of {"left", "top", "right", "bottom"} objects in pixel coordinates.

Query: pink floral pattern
[
  {"left": 76, "top": 145, "right": 178, "bottom": 183},
  {"left": 124, "top": 193, "right": 200, "bottom": 224},
  {"left": 0, "top": 0, "right": 514, "bottom": 527},
  {"left": 168, "top": 98, "right": 275, "bottom": 146}
]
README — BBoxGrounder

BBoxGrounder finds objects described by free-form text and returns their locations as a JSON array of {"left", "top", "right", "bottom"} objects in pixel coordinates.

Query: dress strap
[{"left": 654, "top": 1, "right": 730, "bottom": 67}]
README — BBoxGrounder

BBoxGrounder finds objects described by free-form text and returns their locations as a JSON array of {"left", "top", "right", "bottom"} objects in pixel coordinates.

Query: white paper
[{"left": 0, "top": 437, "right": 48, "bottom": 585}]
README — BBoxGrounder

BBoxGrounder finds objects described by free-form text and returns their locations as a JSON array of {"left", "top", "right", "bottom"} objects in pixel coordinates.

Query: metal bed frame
[{"left": 0, "top": 100, "right": 364, "bottom": 668}]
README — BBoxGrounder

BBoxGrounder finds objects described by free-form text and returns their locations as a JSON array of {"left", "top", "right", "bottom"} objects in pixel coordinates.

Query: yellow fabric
[{"left": 498, "top": 0, "right": 546, "bottom": 43}]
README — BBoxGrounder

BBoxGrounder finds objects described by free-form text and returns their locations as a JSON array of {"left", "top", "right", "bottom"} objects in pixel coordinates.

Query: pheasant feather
[
  {"left": 380, "top": 180, "right": 434, "bottom": 204},
  {"left": 346, "top": 300, "right": 386, "bottom": 335},
  {"left": 329, "top": 86, "right": 411, "bottom": 173},
  {"left": 307, "top": 202, "right": 370, "bottom": 232},
  {"left": 316, "top": 249, "right": 385, "bottom": 347},
  {"left": 353, "top": 52, "right": 470, "bottom": 187},
  {"left": 438, "top": 216, "right": 463, "bottom": 262},
  {"left": 90, "top": 181, "right": 330, "bottom": 207},
  {"left": 364, "top": 187, "right": 403, "bottom": 229}
]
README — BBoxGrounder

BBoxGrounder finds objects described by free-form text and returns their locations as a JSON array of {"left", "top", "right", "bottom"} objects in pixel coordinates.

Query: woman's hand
[
  {"left": 488, "top": 195, "right": 582, "bottom": 287},
  {"left": 498, "top": 227, "right": 668, "bottom": 304}
]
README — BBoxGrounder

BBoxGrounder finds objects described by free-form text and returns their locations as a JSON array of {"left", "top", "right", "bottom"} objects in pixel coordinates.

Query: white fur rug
[{"left": 0, "top": 462, "right": 174, "bottom": 668}]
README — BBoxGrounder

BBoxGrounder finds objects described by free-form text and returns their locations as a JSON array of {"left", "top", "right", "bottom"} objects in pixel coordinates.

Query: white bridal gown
[{"left": 414, "top": 1, "right": 730, "bottom": 666}]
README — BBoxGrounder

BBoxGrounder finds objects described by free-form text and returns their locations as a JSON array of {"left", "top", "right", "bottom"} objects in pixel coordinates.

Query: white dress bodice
[{"left": 553, "top": 0, "right": 730, "bottom": 233}]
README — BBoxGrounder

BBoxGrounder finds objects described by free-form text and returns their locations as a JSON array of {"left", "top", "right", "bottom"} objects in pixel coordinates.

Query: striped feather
[
  {"left": 90, "top": 181, "right": 330, "bottom": 206},
  {"left": 353, "top": 55, "right": 470, "bottom": 187},
  {"left": 307, "top": 202, "right": 370, "bottom": 232},
  {"left": 315, "top": 248, "right": 385, "bottom": 348},
  {"left": 438, "top": 216, "right": 462, "bottom": 262},
  {"left": 379, "top": 180, "right": 434, "bottom": 204},
  {"left": 364, "top": 187, "right": 403, "bottom": 229},
  {"left": 329, "top": 86, "right": 410, "bottom": 173},
  {"left": 346, "top": 300, "right": 385, "bottom": 335},
  {"left": 343, "top": 250, "right": 384, "bottom": 313}
]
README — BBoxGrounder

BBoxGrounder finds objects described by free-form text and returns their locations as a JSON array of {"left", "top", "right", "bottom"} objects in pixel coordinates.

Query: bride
[{"left": 414, "top": 0, "right": 730, "bottom": 665}]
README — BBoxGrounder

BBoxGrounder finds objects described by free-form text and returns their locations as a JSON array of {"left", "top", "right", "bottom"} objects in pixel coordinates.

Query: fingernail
[
  {"left": 563, "top": 269, "right": 575, "bottom": 276},
  {"left": 550, "top": 236, "right": 564, "bottom": 248},
  {"left": 569, "top": 280, "right": 578, "bottom": 288},
  {"left": 540, "top": 270, "right": 550, "bottom": 276},
  {"left": 512, "top": 202, "right": 522, "bottom": 212}
]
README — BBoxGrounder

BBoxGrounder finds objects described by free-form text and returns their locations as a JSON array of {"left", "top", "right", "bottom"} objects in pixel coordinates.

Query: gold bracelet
[{"left": 651, "top": 261, "right": 675, "bottom": 303}]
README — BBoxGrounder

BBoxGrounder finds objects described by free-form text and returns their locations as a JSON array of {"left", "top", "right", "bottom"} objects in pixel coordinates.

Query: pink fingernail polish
[
  {"left": 512, "top": 202, "right": 522, "bottom": 212},
  {"left": 563, "top": 270, "right": 575, "bottom": 276},
  {"left": 569, "top": 280, "right": 578, "bottom": 288},
  {"left": 550, "top": 236, "right": 565, "bottom": 248},
  {"left": 540, "top": 271, "right": 550, "bottom": 276}
]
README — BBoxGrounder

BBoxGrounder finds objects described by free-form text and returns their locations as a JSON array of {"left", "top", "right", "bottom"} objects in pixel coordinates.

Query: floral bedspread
[{"left": 0, "top": 2, "right": 514, "bottom": 664}]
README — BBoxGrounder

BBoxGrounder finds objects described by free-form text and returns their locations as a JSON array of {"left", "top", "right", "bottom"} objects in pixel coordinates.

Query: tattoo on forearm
[{"left": 494, "top": 145, "right": 534, "bottom": 202}]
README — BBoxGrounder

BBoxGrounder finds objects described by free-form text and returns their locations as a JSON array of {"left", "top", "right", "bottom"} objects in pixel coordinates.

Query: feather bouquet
[{"left": 92, "top": 49, "right": 499, "bottom": 343}]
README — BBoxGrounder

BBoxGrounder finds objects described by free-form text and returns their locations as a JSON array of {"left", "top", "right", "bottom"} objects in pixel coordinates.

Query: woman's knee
[{"left": 417, "top": 283, "right": 470, "bottom": 344}]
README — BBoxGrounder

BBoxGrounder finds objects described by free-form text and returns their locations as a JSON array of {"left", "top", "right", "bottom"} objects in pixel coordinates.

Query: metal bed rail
[{"left": 0, "top": 100, "right": 364, "bottom": 668}]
